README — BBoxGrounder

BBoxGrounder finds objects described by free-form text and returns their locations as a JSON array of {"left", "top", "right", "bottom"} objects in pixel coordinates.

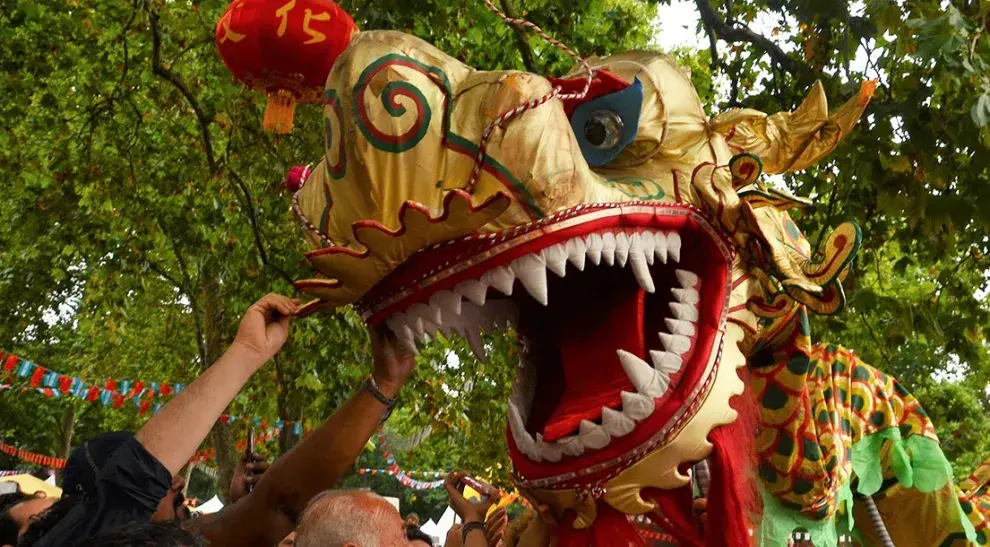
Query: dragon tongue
[{"left": 533, "top": 272, "right": 645, "bottom": 442}]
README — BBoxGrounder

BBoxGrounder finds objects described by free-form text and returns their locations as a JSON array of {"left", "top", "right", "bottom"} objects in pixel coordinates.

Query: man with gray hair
[{"left": 294, "top": 490, "right": 410, "bottom": 547}]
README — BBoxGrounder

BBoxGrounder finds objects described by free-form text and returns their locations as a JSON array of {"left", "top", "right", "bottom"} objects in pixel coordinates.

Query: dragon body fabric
[{"left": 279, "top": 27, "right": 989, "bottom": 547}]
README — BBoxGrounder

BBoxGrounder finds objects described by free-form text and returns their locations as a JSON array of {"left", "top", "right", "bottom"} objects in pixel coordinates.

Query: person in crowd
[
  {"left": 183, "top": 324, "right": 415, "bottom": 547},
  {"left": 293, "top": 489, "right": 409, "bottom": 547},
  {"left": 441, "top": 472, "right": 500, "bottom": 547},
  {"left": 2, "top": 293, "right": 300, "bottom": 547},
  {"left": 228, "top": 453, "right": 269, "bottom": 504},
  {"left": 405, "top": 526, "right": 432, "bottom": 547},
  {"left": 75, "top": 522, "right": 205, "bottom": 547}
]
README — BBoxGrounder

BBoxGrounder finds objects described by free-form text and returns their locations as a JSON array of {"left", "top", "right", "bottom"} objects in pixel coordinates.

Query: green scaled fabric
[{"left": 757, "top": 427, "right": 977, "bottom": 546}]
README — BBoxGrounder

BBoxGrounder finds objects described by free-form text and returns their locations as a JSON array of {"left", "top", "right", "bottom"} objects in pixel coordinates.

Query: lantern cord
[{"left": 465, "top": 0, "right": 594, "bottom": 193}]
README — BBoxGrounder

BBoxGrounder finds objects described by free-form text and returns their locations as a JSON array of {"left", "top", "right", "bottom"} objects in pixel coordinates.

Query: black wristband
[
  {"left": 363, "top": 378, "right": 397, "bottom": 423},
  {"left": 462, "top": 521, "right": 485, "bottom": 544}
]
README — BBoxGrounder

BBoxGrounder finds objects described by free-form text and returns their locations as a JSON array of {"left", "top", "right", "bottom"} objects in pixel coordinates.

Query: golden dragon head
[{"left": 290, "top": 28, "right": 873, "bottom": 534}]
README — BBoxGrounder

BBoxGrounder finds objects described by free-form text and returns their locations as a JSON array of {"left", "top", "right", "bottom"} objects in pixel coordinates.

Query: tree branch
[
  {"left": 145, "top": 1, "right": 217, "bottom": 173},
  {"left": 694, "top": 0, "right": 800, "bottom": 75},
  {"left": 227, "top": 168, "right": 296, "bottom": 287},
  {"left": 499, "top": 0, "right": 537, "bottom": 73}
]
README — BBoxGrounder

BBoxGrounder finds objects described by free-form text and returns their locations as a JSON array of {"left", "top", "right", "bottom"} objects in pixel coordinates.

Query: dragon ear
[{"left": 712, "top": 80, "right": 876, "bottom": 174}]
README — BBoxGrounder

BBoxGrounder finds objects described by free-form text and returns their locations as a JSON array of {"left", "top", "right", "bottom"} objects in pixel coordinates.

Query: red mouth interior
[{"left": 512, "top": 232, "right": 706, "bottom": 442}]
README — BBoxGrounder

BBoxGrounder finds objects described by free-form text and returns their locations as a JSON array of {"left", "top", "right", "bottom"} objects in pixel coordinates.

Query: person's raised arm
[
  {"left": 135, "top": 294, "right": 298, "bottom": 477},
  {"left": 186, "top": 325, "right": 415, "bottom": 547}
]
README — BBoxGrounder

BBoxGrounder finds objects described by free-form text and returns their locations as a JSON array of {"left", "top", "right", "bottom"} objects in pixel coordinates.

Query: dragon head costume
[{"left": 220, "top": 6, "right": 987, "bottom": 546}]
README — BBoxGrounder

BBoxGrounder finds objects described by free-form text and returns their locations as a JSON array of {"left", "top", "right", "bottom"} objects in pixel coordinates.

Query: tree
[{"left": 0, "top": 0, "right": 987, "bottom": 513}]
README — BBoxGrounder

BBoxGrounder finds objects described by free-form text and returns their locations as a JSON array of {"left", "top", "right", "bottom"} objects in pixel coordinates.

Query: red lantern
[{"left": 216, "top": 0, "right": 358, "bottom": 133}]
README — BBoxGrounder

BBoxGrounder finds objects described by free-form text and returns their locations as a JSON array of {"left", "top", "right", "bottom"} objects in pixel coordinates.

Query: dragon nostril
[{"left": 584, "top": 110, "right": 623, "bottom": 149}]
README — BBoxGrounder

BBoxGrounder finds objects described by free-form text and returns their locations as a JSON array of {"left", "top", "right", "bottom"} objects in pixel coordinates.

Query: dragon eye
[{"left": 584, "top": 110, "right": 623, "bottom": 149}]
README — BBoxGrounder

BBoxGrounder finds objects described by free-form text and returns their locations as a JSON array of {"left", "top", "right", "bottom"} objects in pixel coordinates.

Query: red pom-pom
[{"left": 285, "top": 165, "right": 310, "bottom": 192}]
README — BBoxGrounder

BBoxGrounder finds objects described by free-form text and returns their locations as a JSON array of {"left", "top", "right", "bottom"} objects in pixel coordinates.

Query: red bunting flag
[
  {"left": 86, "top": 386, "right": 99, "bottom": 401},
  {"left": 57, "top": 375, "right": 72, "bottom": 394},
  {"left": 2, "top": 354, "right": 17, "bottom": 373},
  {"left": 29, "top": 367, "right": 45, "bottom": 388}
]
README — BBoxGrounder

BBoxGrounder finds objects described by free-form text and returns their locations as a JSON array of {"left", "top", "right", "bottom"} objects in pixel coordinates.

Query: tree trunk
[
  {"left": 55, "top": 403, "right": 76, "bottom": 482},
  {"left": 200, "top": 268, "right": 238, "bottom": 502}
]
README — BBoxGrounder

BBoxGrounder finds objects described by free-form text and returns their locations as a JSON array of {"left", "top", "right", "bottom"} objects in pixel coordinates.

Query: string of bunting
[
  {"left": 364, "top": 430, "right": 446, "bottom": 490},
  {"left": 0, "top": 350, "right": 184, "bottom": 414},
  {"left": 0, "top": 350, "right": 306, "bottom": 434},
  {"left": 0, "top": 441, "right": 67, "bottom": 469}
]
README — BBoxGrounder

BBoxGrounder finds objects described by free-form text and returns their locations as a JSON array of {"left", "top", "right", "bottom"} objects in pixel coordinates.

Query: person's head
[
  {"left": 405, "top": 526, "right": 432, "bottom": 547},
  {"left": 0, "top": 495, "right": 59, "bottom": 547},
  {"left": 151, "top": 475, "right": 190, "bottom": 523},
  {"left": 295, "top": 490, "right": 410, "bottom": 547},
  {"left": 75, "top": 522, "right": 205, "bottom": 547}
]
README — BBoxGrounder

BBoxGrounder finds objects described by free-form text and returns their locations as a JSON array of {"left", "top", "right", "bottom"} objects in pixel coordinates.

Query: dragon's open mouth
[{"left": 362, "top": 203, "right": 734, "bottom": 472}]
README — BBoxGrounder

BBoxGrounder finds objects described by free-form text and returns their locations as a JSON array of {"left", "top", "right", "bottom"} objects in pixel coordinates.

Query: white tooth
[
  {"left": 601, "top": 233, "right": 617, "bottom": 266},
  {"left": 557, "top": 435, "right": 584, "bottom": 457},
  {"left": 618, "top": 349, "right": 668, "bottom": 398},
  {"left": 585, "top": 233, "right": 603, "bottom": 265},
  {"left": 620, "top": 391, "right": 656, "bottom": 420},
  {"left": 659, "top": 333, "right": 692, "bottom": 354},
  {"left": 482, "top": 266, "right": 515, "bottom": 296},
  {"left": 664, "top": 318, "right": 696, "bottom": 336},
  {"left": 654, "top": 232, "right": 668, "bottom": 263},
  {"left": 618, "top": 349, "right": 655, "bottom": 390},
  {"left": 638, "top": 232, "right": 656, "bottom": 266},
  {"left": 535, "top": 433, "right": 563, "bottom": 463},
  {"left": 671, "top": 288, "right": 699, "bottom": 304},
  {"left": 566, "top": 238, "right": 587, "bottom": 271},
  {"left": 578, "top": 420, "right": 611, "bottom": 450},
  {"left": 667, "top": 232, "right": 682, "bottom": 262},
  {"left": 455, "top": 280, "right": 488, "bottom": 307},
  {"left": 615, "top": 233, "right": 630, "bottom": 267},
  {"left": 508, "top": 401, "right": 541, "bottom": 461},
  {"left": 430, "top": 290, "right": 463, "bottom": 318},
  {"left": 510, "top": 254, "right": 549, "bottom": 306},
  {"left": 627, "top": 237, "right": 655, "bottom": 293},
  {"left": 649, "top": 350, "right": 683, "bottom": 374},
  {"left": 543, "top": 244, "right": 568, "bottom": 278},
  {"left": 601, "top": 407, "right": 636, "bottom": 437},
  {"left": 675, "top": 269, "right": 699, "bottom": 288},
  {"left": 466, "top": 328, "right": 487, "bottom": 362},
  {"left": 669, "top": 302, "right": 699, "bottom": 322},
  {"left": 409, "top": 302, "right": 441, "bottom": 326}
]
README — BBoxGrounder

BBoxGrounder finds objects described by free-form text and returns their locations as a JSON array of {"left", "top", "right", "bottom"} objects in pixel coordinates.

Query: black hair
[
  {"left": 406, "top": 525, "right": 434, "bottom": 546},
  {"left": 15, "top": 495, "right": 80, "bottom": 547},
  {"left": 76, "top": 522, "right": 206, "bottom": 547}
]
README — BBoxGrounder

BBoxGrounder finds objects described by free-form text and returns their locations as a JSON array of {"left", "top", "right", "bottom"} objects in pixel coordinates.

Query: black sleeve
[
  {"left": 33, "top": 434, "right": 172, "bottom": 547},
  {"left": 94, "top": 433, "right": 172, "bottom": 525}
]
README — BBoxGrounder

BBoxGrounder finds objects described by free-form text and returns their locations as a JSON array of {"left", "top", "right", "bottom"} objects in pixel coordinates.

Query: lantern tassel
[{"left": 263, "top": 89, "right": 297, "bottom": 134}]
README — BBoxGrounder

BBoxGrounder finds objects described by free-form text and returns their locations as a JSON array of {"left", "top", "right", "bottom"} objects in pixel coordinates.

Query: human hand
[
  {"left": 229, "top": 453, "right": 270, "bottom": 503},
  {"left": 445, "top": 524, "right": 464, "bottom": 547},
  {"left": 444, "top": 471, "right": 500, "bottom": 524},
  {"left": 232, "top": 293, "right": 300, "bottom": 366},
  {"left": 486, "top": 507, "right": 508, "bottom": 546},
  {"left": 370, "top": 325, "right": 415, "bottom": 399}
]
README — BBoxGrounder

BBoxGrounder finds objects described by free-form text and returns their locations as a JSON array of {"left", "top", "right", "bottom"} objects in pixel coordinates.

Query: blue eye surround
[{"left": 569, "top": 78, "right": 643, "bottom": 167}]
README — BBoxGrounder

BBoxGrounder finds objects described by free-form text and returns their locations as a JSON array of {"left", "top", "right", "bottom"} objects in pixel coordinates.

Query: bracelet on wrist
[
  {"left": 461, "top": 521, "right": 485, "bottom": 543},
  {"left": 362, "top": 377, "right": 397, "bottom": 423}
]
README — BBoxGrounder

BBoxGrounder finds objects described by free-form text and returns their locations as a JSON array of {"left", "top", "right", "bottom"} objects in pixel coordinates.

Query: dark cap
[{"left": 62, "top": 431, "right": 133, "bottom": 496}]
